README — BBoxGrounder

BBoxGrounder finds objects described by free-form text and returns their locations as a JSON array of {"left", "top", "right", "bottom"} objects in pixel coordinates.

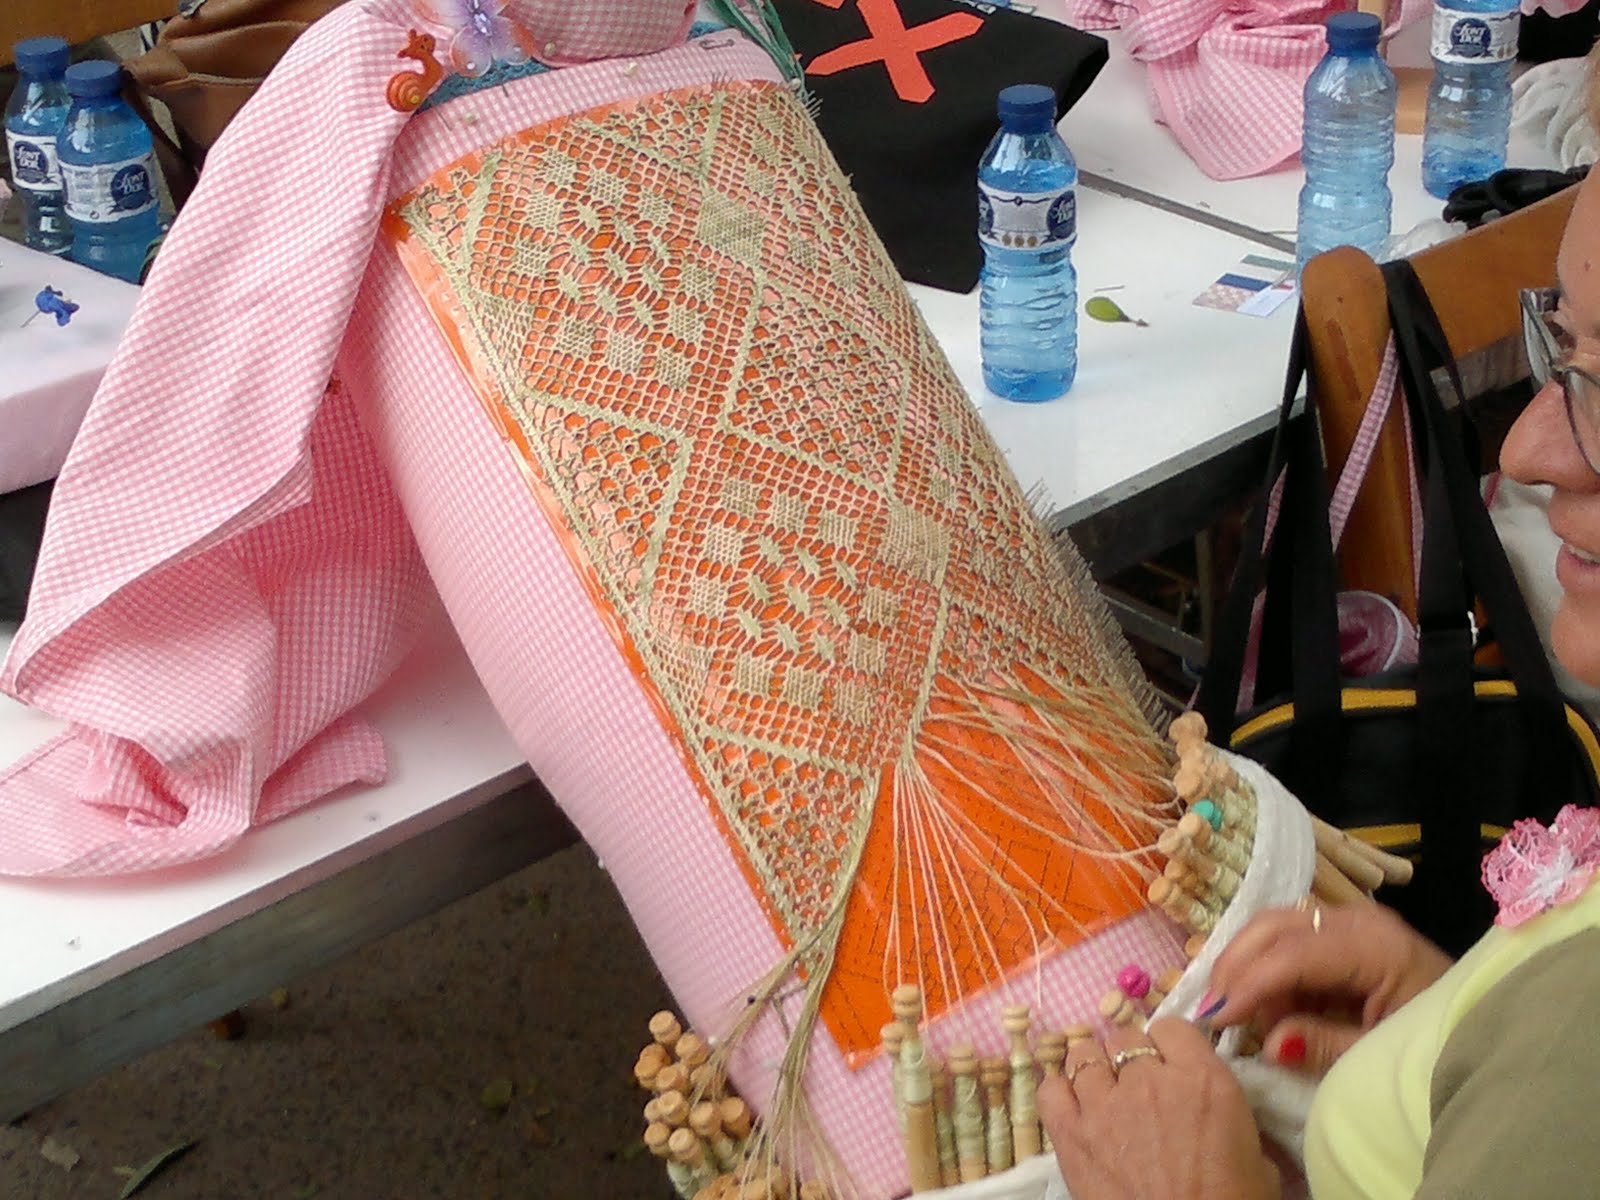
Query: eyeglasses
[{"left": 1521, "top": 287, "right": 1600, "bottom": 477}]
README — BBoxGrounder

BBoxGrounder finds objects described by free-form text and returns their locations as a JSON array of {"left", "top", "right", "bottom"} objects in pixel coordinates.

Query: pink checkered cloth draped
[
  {"left": 0, "top": 0, "right": 704, "bottom": 876},
  {"left": 1059, "top": 0, "right": 1431, "bottom": 180}
]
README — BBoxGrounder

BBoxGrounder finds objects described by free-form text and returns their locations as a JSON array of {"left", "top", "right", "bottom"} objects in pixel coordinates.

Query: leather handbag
[
  {"left": 1197, "top": 262, "right": 1600, "bottom": 956},
  {"left": 124, "top": 0, "right": 346, "bottom": 204}
]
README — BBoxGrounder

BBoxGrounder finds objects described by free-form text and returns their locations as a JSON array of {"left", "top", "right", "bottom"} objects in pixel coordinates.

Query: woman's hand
[
  {"left": 1037, "top": 1019, "right": 1280, "bottom": 1200},
  {"left": 1203, "top": 902, "right": 1452, "bottom": 1075}
]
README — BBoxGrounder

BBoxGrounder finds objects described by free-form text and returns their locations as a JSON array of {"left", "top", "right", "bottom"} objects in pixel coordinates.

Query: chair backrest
[{"left": 1299, "top": 187, "right": 1578, "bottom": 618}]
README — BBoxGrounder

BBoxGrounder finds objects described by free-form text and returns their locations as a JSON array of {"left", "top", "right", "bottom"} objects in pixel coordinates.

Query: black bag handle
[{"left": 1197, "top": 308, "right": 1345, "bottom": 800}]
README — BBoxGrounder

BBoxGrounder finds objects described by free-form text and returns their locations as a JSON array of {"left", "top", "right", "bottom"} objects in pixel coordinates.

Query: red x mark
[{"left": 805, "top": 0, "right": 984, "bottom": 104}]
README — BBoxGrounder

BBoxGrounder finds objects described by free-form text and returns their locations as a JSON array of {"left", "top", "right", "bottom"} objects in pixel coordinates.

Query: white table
[
  {"left": 0, "top": 238, "right": 141, "bottom": 495},
  {"left": 1066, "top": 31, "right": 1563, "bottom": 248}
]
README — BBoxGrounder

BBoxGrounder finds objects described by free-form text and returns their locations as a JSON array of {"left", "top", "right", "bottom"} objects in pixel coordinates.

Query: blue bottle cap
[
  {"left": 13, "top": 36, "right": 69, "bottom": 78},
  {"left": 1324, "top": 12, "right": 1382, "bottom": 51},
  {"left": 64, "top": 59, "right": 125, "bottom": 99},
  {"left": 997, "top": 83, "right": 1059, "bottom": 133}
]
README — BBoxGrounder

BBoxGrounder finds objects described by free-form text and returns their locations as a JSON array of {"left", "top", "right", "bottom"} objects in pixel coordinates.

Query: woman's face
[{"left": 1502, "top": 169, "right": 1600, "bottom": 684}]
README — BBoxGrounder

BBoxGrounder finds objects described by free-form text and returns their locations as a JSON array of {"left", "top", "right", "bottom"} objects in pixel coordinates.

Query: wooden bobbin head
[
  {"left": 1173, "top": 760, "right": 1207, "bottom": 803},
  {"left": 720, "top": 1096, "right": 753, "bottom": 1139},
  {"left": 676, "top": 1032, "right": 711, "bottom": 1069},
  {"left": 669, "top": 1125, "right": 705, "bottom": 1167},
  {"left": 891, "top": 984, "right": 924, "bottom": 1027},
  {"left": 1063, "top": 1023, "right": 1097, "bottom": 1046},
  {"left": 657, "top": 1089, "right": 690, "bottom": 1127},
  {"left": 1169, "top": 711, "right": 1207, "bottom": 747},
  {"left": 946, "top": 1042, "right": 978, "bottom": 1078},
  {"left": 690, "top": 1100, "right": 721, "bottom": 1139},
  {"left": 1177, "top": 810, "right": 1213, "bottom": 848},
  {"left": 1001, "top": 1003, "right": 1031, "bottom": 1040},
  {"left": 650, "top": 1010, "right": 684, "bottom": 1047},
  {"left": 1035, "top": 1031, "right": 1067, "bottom": 1072},
  {"left": 979, "top": 1057, "right": 1010, "bottom": 1099},
  {"left": 1184, "top": 932, "right": 1209, "bottom": 959},
  {"left": 1097, "top": 989, "right": 1136, "bottom": 1026},
  {"left": 655, "top": 1063, "right": 691, "bottom": 1097},
  {"left": 644, "top": 1121, "right": 674, "bottom": 1159},
  {"left": 1155, "top": 966, "right": 1185, "bottom": 995},
  {"left": 644, "top": 1097, "right": 664, "bottom": 1125},
  {"left": 881, "top": 1020, "right": 906, "bottom": 1058},
  {"left": 799, "top": 1181, "right": 831, "bottom": 1200},
  {"left": 689, "top": 1062, "right": 724, "bottom": 1101}
]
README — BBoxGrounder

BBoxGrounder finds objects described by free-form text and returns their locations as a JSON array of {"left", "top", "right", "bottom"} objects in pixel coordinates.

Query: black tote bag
[
  {"left": 773, "top": 0, "right": 1108, "bottom": 292},
  {"left": 1196, "top": 261, "right": 1600, "bottom": 956}
]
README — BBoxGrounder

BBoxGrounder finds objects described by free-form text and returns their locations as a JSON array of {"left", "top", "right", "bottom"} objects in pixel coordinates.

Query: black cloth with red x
[{"left": 775, "top": 0, "right": 1108, "bottom": 293}]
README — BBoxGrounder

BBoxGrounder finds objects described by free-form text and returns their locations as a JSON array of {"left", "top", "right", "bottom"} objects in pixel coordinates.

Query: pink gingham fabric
[
  {"left": 0, "top": 0, "right": 706, "bottom": 876},
  {"left": 1059, "top": 0, "right": 1431, "bottom": 180},
  {"left": 0, "top": 8, "right": 1189, "bottom": 1192}
]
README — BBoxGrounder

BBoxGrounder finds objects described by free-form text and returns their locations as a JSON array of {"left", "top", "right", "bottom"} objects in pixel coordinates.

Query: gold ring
[
  {"left": 1110, "top": 1045, "right": 1163, "bottom": 1074},
  {"left": 1064, "top": 1057, "right": 1113, "bottom": 1086},
  {"left": 1296, "top": 895, "right": 1324, "bottom": 932}
]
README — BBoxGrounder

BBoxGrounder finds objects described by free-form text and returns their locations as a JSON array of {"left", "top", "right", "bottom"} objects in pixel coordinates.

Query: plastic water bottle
[
  {"left": 978, "top": 84, "right": 1078, "bottom": 403},
  {"left": 5, "top": 37, "right": 73, "bottom": 256},
  {"left": 1295, "top": 13, "right": 1397, "bottom": 278},
  {"left": 1421, "top": 0, "right": 1520, "bottom": 199},
  {"left": 58, "top": 60, "right": 161, "bottom": 283}
]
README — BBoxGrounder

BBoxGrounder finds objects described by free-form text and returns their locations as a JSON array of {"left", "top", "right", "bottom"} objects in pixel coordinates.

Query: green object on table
[{"left": 1085, "top": 295, "right": 1148, "bottom": 326}]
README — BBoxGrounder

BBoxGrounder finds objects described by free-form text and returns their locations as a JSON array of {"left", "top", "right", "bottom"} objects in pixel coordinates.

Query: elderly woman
[{"left": 1039, "top": 53, "right": 1600, "bottom": 1200}]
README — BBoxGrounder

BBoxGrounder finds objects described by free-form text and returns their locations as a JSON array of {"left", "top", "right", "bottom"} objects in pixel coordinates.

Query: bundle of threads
[
  {"left": 1151, "top": 712, "right": 1413, "bottom": 952},
  {"left": 636, "top": 1010, "right": 833, "bottom": 1200}
]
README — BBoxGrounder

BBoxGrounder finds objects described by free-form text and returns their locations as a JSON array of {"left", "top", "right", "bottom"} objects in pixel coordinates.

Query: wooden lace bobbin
[
  {"left": 645, "top": 1097, "right": 666, "bottom": 1126},
  {"left": 719, "top": 1097, "right": 754, "bottom": 1142},
  {"left": 647, "top": 1122, "right": 695, "bottom": 1199},
  {"left": 798, "top": 1182, "right": 833, "bottom": 1200},
  {"left": 669, "top": 1127, "right": 721, "bottom": 1195},
  {"left": 658, "top": 1090, "right": 692, "bottom": 1129},
  {"left": 656, "top": 1063, "right": 692, "bottom": 1098},
  {"left": 1312, "top": 852, "right": 1372, "bottom": 906},
  {"left": 651, "top": 1010, "right": 685, "bottom": 1056},
  {"left": 1309, "top": 819, "right": 1388, "bottom": 893},
  {"left": 1063, "top": 1023, "right": 1097, "bottom": 1047},
  {"left": 691, "top": 1101, "right": 742, "bottom": 1173},
  {"left": 928, "top": 1059, "right": 960, "bottom": 1187},
  {"left": 1176, "top": 811, "right": 1251, "bottom": 876},
  {"left": 881, "top": 1020, "right": 908, "bottom": 1132},
  {"left": 947, "top": 1043, "right": 988, "bottom": 1183},
  {"left": 1162, "top": 835, "right": 1243, "bottom": 902},
  {"left": 890, "top": 985, "right": 944, "bottom": 1193},
  {"left": 1310, "top": 815, "right": 1415, "bottom": 886},
  {"left": 676, "top": 1032, "right": 712, "bottom": 1071},
  {"left": 1172, "top": 759, "right": 1209, "bottom": 808},
  {"left": 1152, "top": 966, "right": 1184, "bottom": 1008},
  {"left": 1002, "top": 1004, "right": 1042, "bottom": 1160},
  {"left": 1168, "top": 710, "right": 1208, "bottom": 753},
  {"left": 980, "top": 1057, "right": 1014, "bottom": 1175},
  {"left": 637, "top": 1042, "right": 673, "bottom": 1090},
  {"left": 688, "top": 1063, "right": 726, "bottom": 1103},
  {"left": 1147, "top": 876, "right": 1218, "bottom": 935},
  {"left": 1160, "top": 857, "right": 1227, "bottom": 913},
  {"left": 1098, "top": 987, "right": 1139, "bottom": 1028},
  {"left": 1034, "top": 1031, "right": 1067, "bottom": 1155},
  {"left": 1184, "top": 932, "right": 1209, "bottom": 960}
]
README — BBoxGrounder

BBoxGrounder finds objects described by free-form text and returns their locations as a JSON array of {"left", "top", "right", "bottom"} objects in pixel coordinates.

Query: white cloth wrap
[
  {"left": 1512, "top": 57, "right": 1600, "bottom": 171},
  {"left": 920, "top": 750, "right": 1320, "bottom": 1198}
]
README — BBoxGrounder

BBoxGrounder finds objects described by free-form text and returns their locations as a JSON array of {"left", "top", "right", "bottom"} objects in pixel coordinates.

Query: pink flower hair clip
[{"left": 1482, "top": 804, "right": 1600, "bottom": 928}]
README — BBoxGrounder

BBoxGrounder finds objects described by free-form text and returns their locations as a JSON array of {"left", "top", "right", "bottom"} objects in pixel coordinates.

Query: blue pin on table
[{"left": 22, "top": 286, "right": 79, "bottom": 328}]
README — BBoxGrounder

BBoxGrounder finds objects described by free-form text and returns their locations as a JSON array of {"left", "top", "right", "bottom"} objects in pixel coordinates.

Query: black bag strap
[{"left": 1197, "top": 308, "right": 1345, "bottom": 798}]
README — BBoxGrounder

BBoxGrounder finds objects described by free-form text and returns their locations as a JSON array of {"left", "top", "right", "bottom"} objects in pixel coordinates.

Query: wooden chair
[
  {"left": 1299, "top": 187, "right": 1578, "bottom": 618},
  {"left": 3, "top": 2, "right": 176, "bottom": 64}
]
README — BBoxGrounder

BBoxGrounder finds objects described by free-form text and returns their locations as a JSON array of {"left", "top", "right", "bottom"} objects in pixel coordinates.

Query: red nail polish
[{"left": 1276, "top": 1033, "right": 1308, "bottom": 1067}]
